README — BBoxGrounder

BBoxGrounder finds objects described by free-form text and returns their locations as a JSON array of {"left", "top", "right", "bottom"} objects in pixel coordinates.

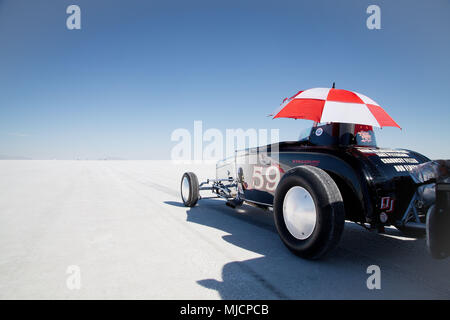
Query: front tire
[
  {"left": 181, "top": 172, "right": 199, "bottom": 207},
  {"left": 273, "top": 166, "right": 345, "bottom": 259}
]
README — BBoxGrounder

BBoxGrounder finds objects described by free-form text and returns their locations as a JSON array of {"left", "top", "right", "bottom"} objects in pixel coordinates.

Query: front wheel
[
  {"left": 273, "top": 166, "right": 345, "bottom": 259},
  {"left": 181, "top": 172, "right": 199, "bottom": 207}
]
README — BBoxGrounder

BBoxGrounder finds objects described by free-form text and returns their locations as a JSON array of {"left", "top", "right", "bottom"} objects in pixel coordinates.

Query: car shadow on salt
[
  {"left": 165, "top": 199, "right": 450, "bottom": 299},
  {"left": 164, "top": 200, "right": 187, "bottom": 208}
]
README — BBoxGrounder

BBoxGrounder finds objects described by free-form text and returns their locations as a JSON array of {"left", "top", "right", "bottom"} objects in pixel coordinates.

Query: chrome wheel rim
[
  {"left": 283, "top": 186, "right": 317, "bottom": 240},
  {"left": 181, "top": 176, "right": 190, "bottom": 203}
]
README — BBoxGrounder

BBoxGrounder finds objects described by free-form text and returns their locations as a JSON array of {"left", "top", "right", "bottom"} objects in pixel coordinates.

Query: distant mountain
[
  {"left": 0, "top": 154, "right": 32, "bottom": 160},
  {"left": 98, "top": 157, "right": 127, "bottom": 160}
]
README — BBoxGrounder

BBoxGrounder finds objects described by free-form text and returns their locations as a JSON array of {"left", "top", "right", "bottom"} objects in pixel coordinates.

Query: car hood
[{"left": 353, "top": 147, "right": 430, "bottom": 181}]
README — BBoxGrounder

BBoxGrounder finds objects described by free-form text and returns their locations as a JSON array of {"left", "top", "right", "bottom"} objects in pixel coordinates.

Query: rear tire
[
  {"left": 181, "top": 172, "right": 199, "bottom": 207},
  {"left": 273, "top": 166, "right": 345, "bottom": 259},
  {"left": 427, "top": 205, "right": 449, "bottom": 259}
]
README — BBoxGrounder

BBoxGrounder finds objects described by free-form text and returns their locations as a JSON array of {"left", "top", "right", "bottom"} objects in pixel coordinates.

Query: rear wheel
[
  {"left": 181, "top": 172, "right": 199, "bottom": 207},
  {"left": 273, "top": 166, "right": 345, "bottom": 259}
]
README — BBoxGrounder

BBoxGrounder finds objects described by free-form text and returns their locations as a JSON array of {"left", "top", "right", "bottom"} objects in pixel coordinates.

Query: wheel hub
[
  {"left": 282, "top": 186, "right": 317, "bottom": 240},
  {"left": 181, "top": 176, "right": 190, "bottom": 202}
]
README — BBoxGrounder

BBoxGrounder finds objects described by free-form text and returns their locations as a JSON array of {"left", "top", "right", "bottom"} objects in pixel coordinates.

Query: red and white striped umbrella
[{"left": 272, "top": 87, "right": 400, "bottom": 128}]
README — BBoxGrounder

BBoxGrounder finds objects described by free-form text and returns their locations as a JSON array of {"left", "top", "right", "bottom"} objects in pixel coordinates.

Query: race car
[{"left": 180, "top": 122, "right": 450, "bottom": 259}]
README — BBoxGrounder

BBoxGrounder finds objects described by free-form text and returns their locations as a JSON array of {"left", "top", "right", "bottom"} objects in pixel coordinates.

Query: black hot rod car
[{"left": 180, "top": 122, "right": 450, "bottom": 259}]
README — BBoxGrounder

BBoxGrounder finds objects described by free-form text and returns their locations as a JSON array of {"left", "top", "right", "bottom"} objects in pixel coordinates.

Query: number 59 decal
[{"left": 252, "top": 165, "right": 281, "bottom": 191}]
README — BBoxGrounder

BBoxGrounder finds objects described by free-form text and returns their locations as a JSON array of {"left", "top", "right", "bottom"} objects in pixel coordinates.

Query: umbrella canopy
[{"left": 272, "top": 87, "right": 400, "bottom": 128}]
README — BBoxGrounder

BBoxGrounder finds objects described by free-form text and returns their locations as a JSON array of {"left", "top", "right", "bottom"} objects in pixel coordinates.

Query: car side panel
[{"left": 235, "top": 149, "right": 367, "bottom": 221}]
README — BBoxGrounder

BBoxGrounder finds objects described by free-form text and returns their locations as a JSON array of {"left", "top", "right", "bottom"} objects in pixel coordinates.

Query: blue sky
[{"left": 0, "top": 0, "right": 449, "bottom": 159}]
